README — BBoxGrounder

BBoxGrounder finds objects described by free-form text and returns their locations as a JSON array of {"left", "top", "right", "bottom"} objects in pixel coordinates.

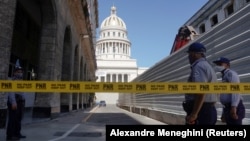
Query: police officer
[
  {"left": 213, "top": 57, "right": 245, "bottom": 125},
  {"left": 183, "top": 42, "right": 218, "bottom": 125},
  {"left": 6, "top": 60, "right": 26, "bottom": 141}
]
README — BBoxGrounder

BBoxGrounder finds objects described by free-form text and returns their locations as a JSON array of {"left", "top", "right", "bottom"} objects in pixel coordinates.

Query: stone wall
[
  {"left": 0, "top": 0, "right": 17, "bottom": 128},
  {"left": 0, "top": 0, "right": 98, "bottom": 127}
]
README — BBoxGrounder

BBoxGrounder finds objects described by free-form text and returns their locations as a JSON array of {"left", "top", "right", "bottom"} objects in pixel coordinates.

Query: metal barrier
[{"left": 117, "top": 4, "right": 250, "bottom": 125}]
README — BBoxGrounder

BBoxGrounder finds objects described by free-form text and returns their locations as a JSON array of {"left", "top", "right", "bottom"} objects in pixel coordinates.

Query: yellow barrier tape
[{"left": 0, "top": 80, "right": 250, "bottom": 94}]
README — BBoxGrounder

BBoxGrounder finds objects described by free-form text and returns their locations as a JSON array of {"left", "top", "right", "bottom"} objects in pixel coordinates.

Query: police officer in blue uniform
[
  {"left": 183, "top": 42, "right": 218, "bottom": 125},
  {"left": 213, "top": 57, "right": 245, "bottom": 125},
  {"left": 6, "top": 60, "right": 26, "bottom": 141}
]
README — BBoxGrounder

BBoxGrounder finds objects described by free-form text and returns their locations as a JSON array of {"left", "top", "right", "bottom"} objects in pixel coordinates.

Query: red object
[
  {"left": 170, "top": 34, "right": 190, "bottom": 54},
  {"left": 170, "top": 26, "right": 194, "bottom": 54}
]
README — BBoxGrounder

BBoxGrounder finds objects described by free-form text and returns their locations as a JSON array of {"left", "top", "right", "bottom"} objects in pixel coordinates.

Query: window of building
[
  {"left": 124, "top": 74, "right": 128, "bottom": 82},
  {"left": 112, "top": 74, "right": 116, "bottom": 82},
  {"left": 118, "top": 74, "right": 122, "bottom": 82},
  {"left": 113, "top": 32, "right": 115, "bottom": 36},
  {"left": 210, "top": 14, "right": 218, "bottom": 27},
  {"left": 101, "top": 76, "right": 105, "bottom": 82},
  {"left": 225, "top": 3, "right": 234, "bottom": 18},
  {"left": 106, "top": 74, "right": 110, "bottom": 82},
  {"left": 108, "top": 32, "right": 110, "bottom": 36},
  {"left": 199, "top": 24, "right": 205, "bottom": 33},
  {"left": 118, "top": 32, "right": 120, "bottom": 37},
  {"left": 102, "top": 47, "right": 105, "bottom": 53},
  {"left": 109, "top": 42, "right": 112, "bottom": 46}
]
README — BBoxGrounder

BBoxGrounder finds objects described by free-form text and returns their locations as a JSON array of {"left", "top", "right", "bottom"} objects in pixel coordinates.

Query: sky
[{"left": 97, "top": 0, "right": 208, "bottom": 68}]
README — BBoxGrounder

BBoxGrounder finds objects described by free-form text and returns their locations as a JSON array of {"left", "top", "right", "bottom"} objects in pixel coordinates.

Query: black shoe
[
  {"left": 6, "top": 136, "right": 20, "bottom": 141},
  {"left": 19, "top": 135, "right": 26, "bottom": 138}
]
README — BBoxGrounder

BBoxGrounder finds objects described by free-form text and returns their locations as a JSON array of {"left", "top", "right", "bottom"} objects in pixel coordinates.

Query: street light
[
  {"left": 28, "top": 68, "right": 36, "bottom": 80},
  {"left": 80, "top": 34, "right": 89, "bottom": 39}
]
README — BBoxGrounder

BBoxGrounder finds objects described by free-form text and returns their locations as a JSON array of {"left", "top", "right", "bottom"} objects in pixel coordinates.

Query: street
[{"left": 0, "top": 104, "right": 166, "bottom": 141}]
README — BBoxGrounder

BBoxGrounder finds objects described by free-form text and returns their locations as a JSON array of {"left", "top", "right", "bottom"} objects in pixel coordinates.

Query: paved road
[{"left": 0, "top": 104, "right": 166, "bottom": 141}]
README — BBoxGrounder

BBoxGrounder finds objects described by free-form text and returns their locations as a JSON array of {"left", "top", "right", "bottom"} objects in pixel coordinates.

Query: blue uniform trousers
[
  {"left": 6, "top": 94, "right": 25, "bottom": 138},
  {"left": 183, "top": 101, "right": 217, "bottom": 125},
  {"left": 223, "top": 100, "right": 245, "bottom": 125}
]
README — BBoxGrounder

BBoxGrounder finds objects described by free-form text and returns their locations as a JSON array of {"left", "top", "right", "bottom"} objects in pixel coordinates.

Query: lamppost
[{"left": 28, "top": 68, "right": 36, "bottom": 80}]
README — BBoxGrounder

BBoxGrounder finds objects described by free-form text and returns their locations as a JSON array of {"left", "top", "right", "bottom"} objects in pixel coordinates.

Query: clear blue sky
[{"left": 97, "top": 0, "right": 208, "bottom": 68}]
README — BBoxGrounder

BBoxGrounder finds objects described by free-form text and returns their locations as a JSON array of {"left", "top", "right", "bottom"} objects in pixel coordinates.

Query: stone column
[{"left": 0, "top": 0, "right": 17, "bottom": 128}]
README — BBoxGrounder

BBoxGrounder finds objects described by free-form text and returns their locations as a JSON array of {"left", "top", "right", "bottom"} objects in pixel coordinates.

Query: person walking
[
  {"left": 213, "top": 57, "right": 245, "bottom": 125},
  {"left": 6, "top": 59, "right": 26, "bottom": 141},
  {"left": 183, "top": 42, "right": 218, "bottom": 125}
]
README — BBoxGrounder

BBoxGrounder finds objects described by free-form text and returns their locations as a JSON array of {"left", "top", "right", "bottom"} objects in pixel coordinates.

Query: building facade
[
  {"left": 95, "top": 6, "right": 148, "bottom": 104},
  {"left": 0, "top": 0, "right": 98, "bottom": 127}
]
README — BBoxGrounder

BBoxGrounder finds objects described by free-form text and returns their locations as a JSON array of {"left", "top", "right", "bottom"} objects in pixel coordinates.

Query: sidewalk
[{"left": 0, "top": 106, "right": 97, "bottom": 141}]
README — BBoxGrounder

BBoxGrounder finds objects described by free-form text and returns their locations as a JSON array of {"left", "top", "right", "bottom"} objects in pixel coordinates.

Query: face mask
[{"left": 214, "top": 66, "right": 225, "bottom": 72}]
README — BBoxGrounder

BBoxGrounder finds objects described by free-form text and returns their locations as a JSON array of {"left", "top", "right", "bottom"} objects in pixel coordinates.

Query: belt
[
  {"left": 15, "top": 94, "right": 24, "bottom": 102},
  {"left": 184, "top": 100, "right": 216, "bottom": 106},
  {"left": 185, "top": 101, "right": 216, "bottom": 106},
  {"left": 203, "top": 102, "right": 216, "bottom": 106}
]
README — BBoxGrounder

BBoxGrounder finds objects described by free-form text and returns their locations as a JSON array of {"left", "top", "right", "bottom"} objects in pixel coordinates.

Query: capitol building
[{"left": 95, "top": 6, "right": 148, "bottom": 104}]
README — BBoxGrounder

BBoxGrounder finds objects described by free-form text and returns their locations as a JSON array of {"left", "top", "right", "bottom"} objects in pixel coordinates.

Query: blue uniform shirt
[
  {"left": 185, "top": 58, "right": 218, "bottom": 102},
  {"left": 220, "top": 69, "right": 242, "bottom": 106},
  {"left": 7, "top": 76, "right": 25, "bottom": 105},
  {"left": 8, "top": 92, "right": 25, "bottom": 105}
]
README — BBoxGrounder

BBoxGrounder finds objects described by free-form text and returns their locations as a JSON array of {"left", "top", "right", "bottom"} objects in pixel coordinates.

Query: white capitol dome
[
  {"left": 96, "top": 5, "right": 131, "bottom": 60},
  {"left": 100, "top": 6, "right": 126, "bottom": 30},
  {"left": 95, "top": 5, "right": 148, "bottom": 104}
]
